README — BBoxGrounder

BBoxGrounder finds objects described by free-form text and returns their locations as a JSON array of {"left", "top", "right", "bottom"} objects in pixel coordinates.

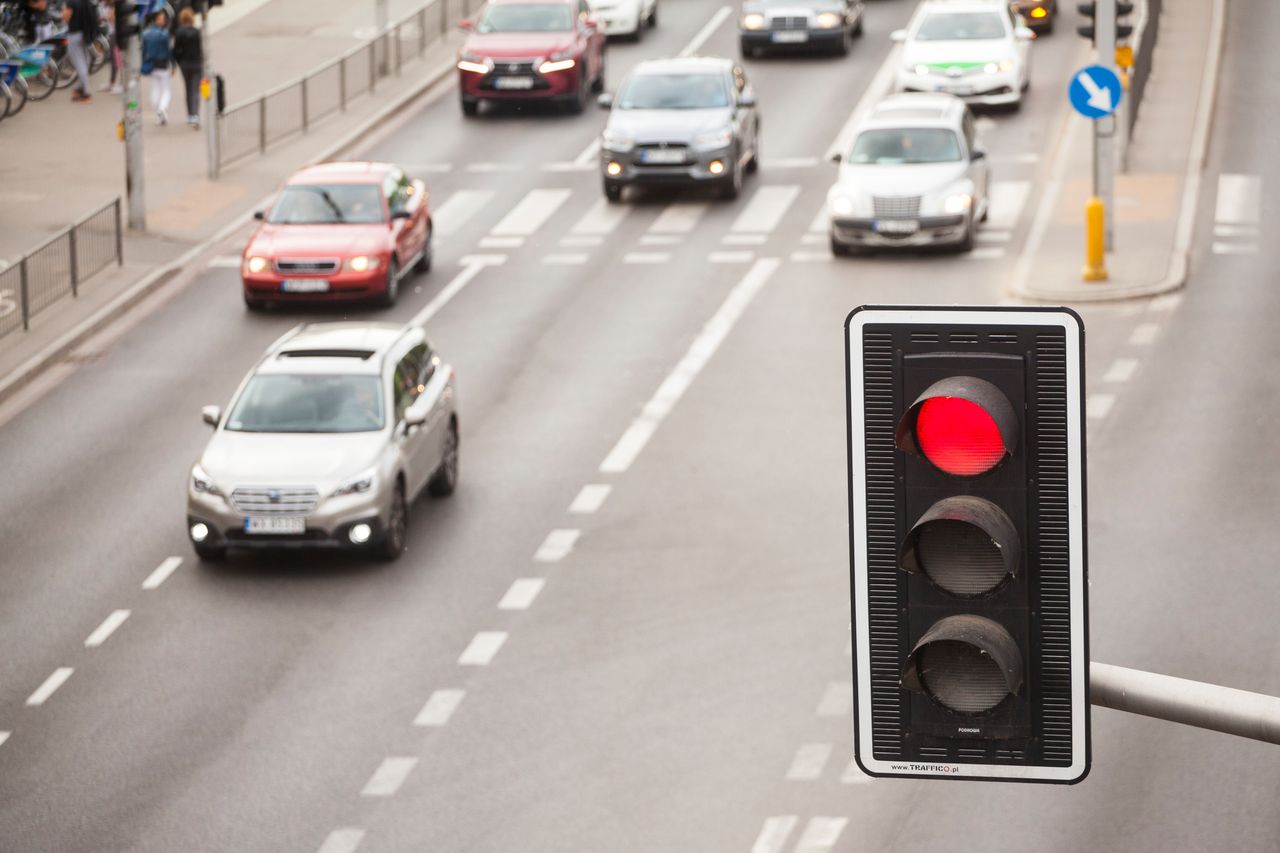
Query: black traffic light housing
[
  {"left": 1077, "top": 1, "right": 1135, "bottom": 42},
  {"left": 846, "top": 306, "right": 1089, "bottom": 784}
]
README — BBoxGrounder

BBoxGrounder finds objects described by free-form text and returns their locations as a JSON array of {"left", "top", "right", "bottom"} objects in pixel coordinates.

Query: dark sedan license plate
[
  {"left": 493, "top": 76, "right": 535, "bottom": 90},
  {"left": 771, "top": 31, "right": 809, "bottom": 43},
  {"left": 281, "top": 279, "right": 329, "bottom": 293},
  {"left": 640, "top": 148, "right": 687, "bottom": 164},
  {"left": 874, "top": 220, "right": 919, "bottom": 235}
]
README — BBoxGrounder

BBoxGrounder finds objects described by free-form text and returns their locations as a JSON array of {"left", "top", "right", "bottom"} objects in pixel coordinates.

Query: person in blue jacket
[{"left": 140, "top": 10, "right": 174, "bottom": 125}]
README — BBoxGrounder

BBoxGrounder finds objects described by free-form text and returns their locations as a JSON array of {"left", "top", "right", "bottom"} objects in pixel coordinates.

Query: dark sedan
[{"left": 739, "top": 0, "right": 864, "bottom": 57}]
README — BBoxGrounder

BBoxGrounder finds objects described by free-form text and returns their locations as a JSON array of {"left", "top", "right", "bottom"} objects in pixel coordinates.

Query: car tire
[
  {"left": 745, "top": 123, "right": 760, "bottom": 174},
  {"left": 378, "top": 258, "right": 400, "bottom": 307},
  {"left": 719, "top": 151, "right": 743, "bottom": 201},
  {"left": 414, "top": 230, "right": 433, "bottom": 274},
  {"left": 741, "top": 40, "right": 760, "bottom": 60},
  {"left": 604, "top": 179, "right": 624, "bottom": 202},
  {"left": 830, "top": 235, "right": 852, "bottom": 257},
  {"left": 568, "top": 75, "right": 588, "bottom": 114},
  {"left": 834, "top": 36, "right": 849, "bottom": 57},
  {"left": 461, "top": 96, "right": 479, "bottom": 117},
  {"left": 375, "top": 483, "right": 408, "bottom": 561},
  {"left": 243, "top": 292, "right": 267, "bottom": 312},
  {"left": 647, "top": 2, "right": 657, "bottom": 26},
  {"left": 592, "top": 55, "right": 605, "bottom": 93},
  {"left": 428, "top": 419, "right": 460, "bottom": 498},
  {"left": 956, "top": 215, "right": 976, "bottom": 253},
  {"left": 853, "top": 14, "right": 863, "bottom": 36},
  {"left": 193, "top": 541, "right": 227, "bottom": 561}
]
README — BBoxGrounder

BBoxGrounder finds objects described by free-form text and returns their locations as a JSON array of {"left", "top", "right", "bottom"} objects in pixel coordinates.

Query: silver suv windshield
[
  {"left": 267, "top": 184, "right": 384, "bottom": 225},
  {"left": 849, "top": 128, "right": 962, "bottom": 164},
  {"left": 618, "top": 73, "right": 730, "bottom": 110},
  {"left": 915, "top": 12, "right": 1006, "bottom": 40},
  {"left": 226, "top": 375, "right": 385, "bottom": 433}
]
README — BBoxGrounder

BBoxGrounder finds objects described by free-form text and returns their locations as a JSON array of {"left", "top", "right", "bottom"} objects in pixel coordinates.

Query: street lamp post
[
  {"left": 203, "top": 1, "right": 220, "bottom": 180},
  {"left": 122, "top": 4, "right": 145, "bottom": 230},
  {"left": 376, "top": 0, "right": 390, "bottom": 76}
]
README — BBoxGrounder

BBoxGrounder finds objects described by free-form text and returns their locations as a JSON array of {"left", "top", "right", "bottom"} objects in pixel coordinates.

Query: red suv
[
  {"left": 241, "top": 162, "right": 432, "bottom": 310},
  {"left": 457, "top": 0, "right": 606, "bottom": 116}
]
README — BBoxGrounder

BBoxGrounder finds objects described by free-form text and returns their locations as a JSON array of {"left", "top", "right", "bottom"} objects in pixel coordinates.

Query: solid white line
[
  {"left": 207, "top": 255, "right": 241, "bottom": 269},
  {"left": 0, "top": 732, "right": 10, "bottom": 749},
  {"left": 458, "top": 253, "right": 509, "bottom": 266},
  {"left": 825, "top": 43, "right": 903, "bottom": 161},
  {"left": 572, "top": 139, "right": 602, "bottom": 169},
  {"left": 542, "top": 253, "right": 589, "bottom": 265},
  {"left": 316, "top": 828, "right": 366, "bottom": 853},
  {"left": 599, "top": 258, "right": 780, "bottom": 473},
  {"left": 709, "top": 251, "right": 754, "bottom": 263},
  {"left": 816, "top": 682, "right": 852, "bottom": 717},
  {"left": 1211, "top": 241, "right": 1258, "bottom": 255},
  {"left": 1213, "top": 224, "right": 1258, "bottom": 238},
  {"left": 1086, "top": 394, "right": 1115, "bottom": 420},
  {"left": 650, "top": 202, "right": 709, "bottom": 234},
  {"left": 361, "top": 757, "right": 418, "bottom": 797},
  {"left": 1214, "top": 173, "right": 1261, "bottom": 224},
  {"left": 786, "top": 743, "right": 833, "bottom": 781},
  {"left": 459, "top": 632, "right": 508, "bottom": 665},
  {"left": 1130, "top": 323, "right": 1159, "bottom": 346},
  {"left": 27, "top": 667, "right": 73, "bottom": 706},
  {"left": 569, "top": 484, "right": 612, "bottom": 514},
  {"left": 985, "top": 180, "right": 1032, "bottom": 231},
  {"left": 408, "top": 258, "right": 504, "bottom": 328},
  {"left": 730, "top": 185, "right": 801, "bottom": 233},
  {"left": 722, "top": 233, "right": 767, "bottom": 245},
  {"left": 790, "top": 251, "right": 831, "bottom": 263},
  {"left": 571, "top": 198, "right": 630, "bottom": 235},
  {"left": 414, "top": 689, "right": 465, "bottom": 727},
  {"left": 840, "top": 757, "right": 872, "bottom": 784},
  {"left": 1103, "top": 358, "right": 1140, "bottom": 383},
  {"left": 641, "top": 234, "right": 683, "bottom": 246},
  {"left": 478, "top": 236, "right": 524, "bottom": 249},
  {"left": 794, "top": 817, "right": 849, "bottom": 853},
  {"left": 85, "top": 610, "right": 130, "bottom": 648},
  {"left": 499, "top": 578, "right": 545, "bottom": 610},
  {"left": 679, "top": 5, "right": 732, "bottom": 57},
  {"left": 491, "top": 188, "right": 572, "bottom": 236},
  {"left": 534, "top": 528, "right": 580, "bottom": 562},
  {"left": 142, "top": 556, "right": 182, "bottom": 590},
  {"left": 751, "top": 816, "right": 798, "bottom": 853},
  {"left": 623, "top": 252, "right": 671, "bottom": 264},
  {"left": 433, "top": 189, "right": 494, "bottom": 236}
]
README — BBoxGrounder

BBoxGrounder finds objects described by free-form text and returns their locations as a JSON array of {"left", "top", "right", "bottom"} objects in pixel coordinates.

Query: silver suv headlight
[
  {"left": 332, "top": 468, "right": 378, "bottom": 498},
  {"left": 693, "top": 126, "right": 734, "bottom": 151},
  {"left": 191, "top": 464, "right": 223, "bottom": 497}
]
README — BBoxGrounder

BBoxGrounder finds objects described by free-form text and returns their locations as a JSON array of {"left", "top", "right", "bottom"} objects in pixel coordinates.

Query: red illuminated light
[{"left": 915, "top": 396, "right": 1007, "bottom": 476}]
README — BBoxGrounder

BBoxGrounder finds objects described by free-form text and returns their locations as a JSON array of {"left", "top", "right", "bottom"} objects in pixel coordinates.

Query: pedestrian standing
[
  {"left": 141, "top": 11, "right": 173, "bottom": 125},
  {"left": 172, "top": 8, "right": 203, "bottom": 129},
  {"left": 62, "top": 0, "right": 99, "bottom": 103},
  {"left": 98, "top": 1, "right": 123, "bottom": 95}
]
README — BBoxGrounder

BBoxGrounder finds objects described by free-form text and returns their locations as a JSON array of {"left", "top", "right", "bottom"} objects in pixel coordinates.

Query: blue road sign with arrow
[{"left": 1069, "top": 64, "right": 1123, "bottom": 119}]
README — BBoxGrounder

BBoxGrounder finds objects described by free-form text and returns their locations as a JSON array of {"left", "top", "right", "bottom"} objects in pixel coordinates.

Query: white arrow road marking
[{"left": 1076, "top": 70, "right": 1113, "bottom": 112}]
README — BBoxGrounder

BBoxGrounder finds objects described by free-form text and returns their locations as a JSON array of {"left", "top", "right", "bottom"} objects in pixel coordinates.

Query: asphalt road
[{"left": 0, "top": 1, "right": 1275, "bottom": 851}]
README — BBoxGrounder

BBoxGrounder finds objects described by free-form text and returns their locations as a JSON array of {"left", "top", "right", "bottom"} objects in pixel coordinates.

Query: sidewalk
[
  {"left": 0, "top": 0, "right": 466, "bottom": 401},
  {"left": 1012, "top": 0, "right": 1223, "bottom": 301}
]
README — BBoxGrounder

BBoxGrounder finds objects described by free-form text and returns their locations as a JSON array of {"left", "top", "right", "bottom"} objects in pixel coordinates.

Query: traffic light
[
  {"left": 1077, "top": 1, "right": 1134, "bottom": 42},
  {"left": 845, "top": 306, "right": 1089, "bottom": 783}
]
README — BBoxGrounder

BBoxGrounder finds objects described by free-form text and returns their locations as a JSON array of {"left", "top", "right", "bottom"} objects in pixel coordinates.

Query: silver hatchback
[{"left": 186, "top": 322, "right": 459, "bottom": 561}]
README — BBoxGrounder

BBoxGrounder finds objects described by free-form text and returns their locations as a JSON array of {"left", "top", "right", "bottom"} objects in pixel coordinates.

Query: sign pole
[
  {"left": 1096, "top": 0, "right": 1116, "bottom": 251},
  {"left": 122, "top": 3, "right": 146, "bottom": 231},
  {"left": 203, "top": 1, "right": 220, "bottom": 180}
]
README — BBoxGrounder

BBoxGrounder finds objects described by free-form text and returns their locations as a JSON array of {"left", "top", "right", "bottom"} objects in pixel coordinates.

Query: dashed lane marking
[
  {"left": 976, "top": 230, "right": 1012, "bottom": 244},
  {"left": 459, "top": 632, "right": 508, "bottom": 666},
  {"left": 800, "top": 233, "right": 825, "bottom": 245},
  {"left": 761, "top": 157, "right": 819, "bottom": 169},
  {"left": 794, "top": 817, "right": 849, "bottom": 853},
  {"left": 1214, "top": 174, "right": 1261, "bottom": 224},
  {"left": 816, "top": 682, "right": 852, "bottom": 717},
  {"left": 1212, "top": 241, "right": 1259, "bottom": 255},
  {"left": 1213, "top": 224, "right": 1258, "bottom": 238},
  {"left": 964, "top": 246, "right": 1006, "bottom": 261},
  {"left": 26, "top": 667, "right": 73, "bottom": 707},
  {"left": 361, "top": 757, "right": 418, "bottom": 797},
  {"left": 0, "top": 732, "right": 10, "bottom": 748},
  {"left": 478, "top": 236, "right": 523, "bottom": 249},
  {"left": 731, "top": 185, "right": 801, "bottom": 234},
  {"left": 465, "top": 162, "right": 521, "bottom": 173},
  {"left": 490, "top": 188, "right": 571, "bottom": 237},
  {"left": 1148, "top": 293, "right": 1183, "bottom": 312},
  {"left": 571, "top": 197, "right": 629, "bottom": 236},
  {"left": 790, "top": 251, "right": 831, "bottom": 263},
  {"left": 85, "top": 610, "right": 130, "bottom": 648},
  {"left": 142, "top": 556, "right": 182, "bottom": 590},
  {"left": 641, "top": 234, "right": 683, "bottom": 246},
  {"left": 722, "top": 233, "right": 767, "bottom": 246},
  {"left": 1086, "top": 394, "right": 1115, "bottom": 420},
  {"left": 408, "top": 256, "right": 506, "bottom": 328},
  {"left": 316, "top": 828, "right": 365, "bottom": 853},
  {"left": 1130, "top": 323, "right": 1160, "bottom": 346},
  {"left": 414, "top": 689, "right": 465, "bottom": 727},
  {"left": 542, "top": 253, "right": 589, "bottom": 265},
  {"left": 569, "top": 484, "right": 612, "bottom": 514},
  {"left": 785, "top": 743, "right": 833, "bottom": 781},
  {"left": 985, "top": 180, "right": 1032, "bottom": 231},
  {"left": 709, "top": 251, "right": 755, "bottom": 263},
  {"left": 600, "top": 258, "right": 780, "bottom": 473},
  {"left": 207, "top": 255, "right": 241, "bottom": 268},
  {"left": 680, "top": 5, "right": 732, "bottom": 57},
  {"left": 534, "top": 529, "right": 581, "bottom": 562},
  {"left": 560, "top": 235, "right": 603, "bottom": 247},
  {"left": 1103, "top": 358, "right": 1139, "bottom": 383},
  {"left": 498, "top": 578, "right": 545, "bottom": 611},
  {"left": 650, "top": 202, "right": 709, "bottom": 234},
  {"left": 623, "top": 252, "right": 671, "bottom": 264},
  {"left": 751, "top": 816, "right": 798, "bottom": 853},
  {"left": 433, "top": 190, "right": 493, "bottom": 236}
]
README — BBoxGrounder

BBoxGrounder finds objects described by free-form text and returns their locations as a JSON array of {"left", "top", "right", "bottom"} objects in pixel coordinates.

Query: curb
[
  {"left": 1011, "top": 0, "right": 1226, "bottom": 303},
  {"left": 0, "top": 54, "right": 458, "bottom": 409}
]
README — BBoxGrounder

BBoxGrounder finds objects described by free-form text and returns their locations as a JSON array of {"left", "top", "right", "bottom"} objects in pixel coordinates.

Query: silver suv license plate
[{"left": 244, "top": 516, "right": 306, "bottom": 535}]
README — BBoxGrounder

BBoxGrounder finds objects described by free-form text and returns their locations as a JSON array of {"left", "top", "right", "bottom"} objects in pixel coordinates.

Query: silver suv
[{"left": 186, "top": 322, "right": 459, "bottom": 561}]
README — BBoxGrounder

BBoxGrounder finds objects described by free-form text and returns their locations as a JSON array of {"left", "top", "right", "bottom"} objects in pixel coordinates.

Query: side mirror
[
  {"left": 890, "top": 29, "right": 907, "bottom": 42},
  {"left": 830, "top": 151, "right": 843, "bottom": 164},
  {"left": 391, "top": 209, "right": 412, "bottom": 220},
  {"left": 970, "top": 149, "right": 986, "bottom": 161},
  {"left": 584, "top": 16, "right": 598, "bottom": 29},
  {"left": 738, "top": 92, "right": 756, "bottom": 108},
  {"left": 253, "top": 210, "right": 265, "bottom": 221},
  {"left": 404, "top": 406, "right": 429, "bottom": 428},
  {"left": 458, "top": 18, "right": 473, "bottom": 31},
  {"left": 597, "top": 92, "right": 613, "bottom": 109},
  {"left": 202, "top": 405, "right": 222, "bottom": 427},
  {"left": 1016, "top": 27, "right": 1034, "bottom": 40}
]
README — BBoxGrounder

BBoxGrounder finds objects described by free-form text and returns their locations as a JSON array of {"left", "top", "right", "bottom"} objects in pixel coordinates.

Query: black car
[
  {"left": 1011, "top": 0, "right": 1056, "bottom": 34},
  {"left": 739, "top": 0, "right": 865, "bottom": 57}
]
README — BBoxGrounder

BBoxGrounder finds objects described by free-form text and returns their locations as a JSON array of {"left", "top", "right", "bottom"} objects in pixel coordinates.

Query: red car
[
  {"left": 242, "top": 162, "right": 432, "bottom": 310},
  {"left": 457, "top": 0, "right": 607, "bottom": 116}
]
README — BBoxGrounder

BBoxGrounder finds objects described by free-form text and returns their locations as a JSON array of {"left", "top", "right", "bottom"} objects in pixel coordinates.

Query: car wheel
[
  {"left": 592, "top": 54, "right": 605, "bottom": 93},
  {"left": 461, "top": 96, "right": 479, "bottom": 117},
  {"left": 428, "top": 419, "right": 460, "bottom": 498},
  {"left": 719, "top": 151, "right": 743, "bottom": 201},
  {"left": 745, "top": 123, "right": 760, "bottom": 174},
  {"left": 956, "top": 215, "right": 976, "bottom": 253},
  {"left": 604, "top": 179, "right": 624, "bottom": 202},
  {"left": 567, "top": 74, "right": 588, "bottom": 114},
  {"left": 379, "top": 258, "right": 400, "bottom": 307},
  {"left": 834, "top": 30, "right": 850, "bottom": 55},
  {"left": 853, "top": 14, "right": 863, "bottom": 36},
  {"left": 375, "top": 483, "right": 408, "bottom": 561},
  {"left": 830, "top": 235, "right": 851, "bottom": 257},
  {"left": 193, "top": 541, "right": 227, "bottom": 561},
  {"left": 740, "top": 39, "right": 760, "bottom": 60},
  {"left": 647, "top": 1, "right": 657, "bottom": 26},
  {"left": 243, "top": 292, "right": 267, "bottom": 312},
  {"left": 414, "top": 229, "right": 433, "bottom": 273}
]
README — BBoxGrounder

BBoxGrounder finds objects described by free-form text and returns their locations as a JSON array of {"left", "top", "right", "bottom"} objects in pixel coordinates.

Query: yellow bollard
[{"left": 1082, "top": 196, "right": 1108, "bottom": 282}]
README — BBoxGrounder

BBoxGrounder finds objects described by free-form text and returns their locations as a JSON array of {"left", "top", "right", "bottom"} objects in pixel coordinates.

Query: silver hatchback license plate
[
  {"left": 640, "top": 148, "right": 687, "bottom": 164},
  {"left": 772, "top": 31, "right": 809, "bottom": 43},
  {"left": 281, "top": 279, "right": 329, "bottom": 293},
  {"left": 493, "top": 76, "right": 535, "bottom": 90},
  {"left": 874, "top": 219, "right": 919, "bottom": 235},
  {"left": 244, "top": 516, "right": 306, "bottom": 535}
]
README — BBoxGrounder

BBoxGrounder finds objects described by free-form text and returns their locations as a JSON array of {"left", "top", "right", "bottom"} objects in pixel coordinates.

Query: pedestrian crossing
[{"left": 418, "top": 179, "right": 1036, "bottom": 269}]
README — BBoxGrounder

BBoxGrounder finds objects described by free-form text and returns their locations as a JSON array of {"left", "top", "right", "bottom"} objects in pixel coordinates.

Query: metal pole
[
  {"left": 376, "top": 0, "right": 390, "bottom": 76},
  {"left": 1092, "top": 662, "right": 1280, "bottom": 746},
  {"left": 204, "top": 1, "right": 220, "bottom": 180},
  {"left": 301, "top": 77, "right": 309, "bottom": 133},
  {"left": 339, "top": 56, "right": 347, "bottom": 111},
  {"left": 114, "top": 197, "right": 123, "bottom": 265},
  {"left": 18, "top": 257, "right": 29, "bottom": 331},
  {"left": 1096, "top": 0, "right": 1117, "bottom": 251},
  {"left": 122, "top": 7, "right": 146, "bottom": 231},
  {"left": 258, "top": 95, "right": 267, "bottom": 152},
  {"left": 68, "top": 227, "right": 79, "bottom": 296}
]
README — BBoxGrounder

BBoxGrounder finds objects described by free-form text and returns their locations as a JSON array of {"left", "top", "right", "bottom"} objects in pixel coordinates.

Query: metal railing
[
  {"left": 218, "top": 0, "right": 473, "bottom": 169},
  {"left": 0, "top": 197, "right": 123, "bottom": 341}
]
